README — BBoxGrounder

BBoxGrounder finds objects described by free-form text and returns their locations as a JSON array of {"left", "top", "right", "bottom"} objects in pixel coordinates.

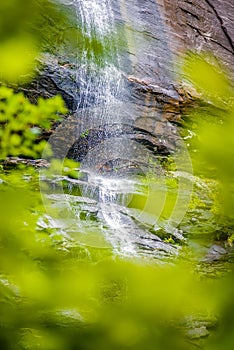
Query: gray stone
[{"left": 20, "top": 1, "right": 234, "bottom": 111}]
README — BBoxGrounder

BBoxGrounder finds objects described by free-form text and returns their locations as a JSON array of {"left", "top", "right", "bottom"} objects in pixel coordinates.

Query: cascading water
[
  {"left": 42, "top": 0, "right": 193, "bottom": 258},
  {"left": 74, "top": 0, "right": 124, "bottom": 109},
  {"left": 70, "top": 0, "right": 139, "bottom": 254}
]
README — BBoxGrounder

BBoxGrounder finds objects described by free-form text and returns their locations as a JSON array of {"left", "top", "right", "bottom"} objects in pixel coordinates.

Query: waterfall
[
  {"left": 66, "top": 0, "right": 138, "bottom": 254},
  {"left": 74, "top": 0, "right": 124, "bottom": 110},
  {"left": 42, "top": 1, "right": 193, "bottom": 257}
]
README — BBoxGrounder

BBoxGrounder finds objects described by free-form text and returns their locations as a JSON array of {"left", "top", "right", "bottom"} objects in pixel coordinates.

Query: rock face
[
  {"left": 18, "top": 54, "right": 80, "bottom": 112},
  {"left": 21, "top": 0, "right": 233, "bottom": 150},
  {"left": 118, "top": 0, "right": 234, "bottom": 80},
  {"left": 161, "top": 0, "right": 234, "bottom": 74},
  {"left": 24, "top": 0, "right": 234, "bottom": 109},
  {"left": 114, "top": 0, "right": 234, "bottom": 113}
]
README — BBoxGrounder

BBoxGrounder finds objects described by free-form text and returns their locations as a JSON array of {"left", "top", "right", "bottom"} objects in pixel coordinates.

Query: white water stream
[
  {"left": 70, "top": 0, "right": 139, "bottom": 254},
  {"left": 74, "top": 0, "right": 124, "bottom": 109}
]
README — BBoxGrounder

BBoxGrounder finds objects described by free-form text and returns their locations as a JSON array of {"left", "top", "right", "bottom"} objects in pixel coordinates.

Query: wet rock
[
  {"left": 1, "top": 157, "right": 50, "bottom": 169},
  {"left": 181, "top": 314, "right": 218, "bottom": 341},
  {"left": 186, "top": 326, "right": 210, "bottom": 339},
  {"left": 202, "top": 244, "right": 227, "bottom": 263},
  {"left": 66, "top": 123, "right": 177, "bottom": 163},
  {"left": 17, "top": 54, "right": 80, "bottom": 112}
]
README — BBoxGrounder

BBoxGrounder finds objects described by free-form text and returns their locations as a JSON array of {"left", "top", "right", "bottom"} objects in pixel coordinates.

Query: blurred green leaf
[
  {"left": 0, "top": 86, "right": 67, "bottom": 159},
  {"left": 183, "top": 53, "right": 233, "bottom": 109}
]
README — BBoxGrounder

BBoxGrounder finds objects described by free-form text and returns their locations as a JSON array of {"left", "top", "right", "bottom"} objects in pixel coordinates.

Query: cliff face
[
  {"left": 115, "top": 0, "right": 234, "bottom": 106},
  {"left": 20, "top": 0, "right": 234, "bottom": 149},
  {"left": 118, "top": 0, "right": 234, "bottom": 80},
  {"left": 161, "top": 0, "right": 234, "bottom": 72},
  {"left": 24, "top": 0, "right": 234, "bottom": 108}
]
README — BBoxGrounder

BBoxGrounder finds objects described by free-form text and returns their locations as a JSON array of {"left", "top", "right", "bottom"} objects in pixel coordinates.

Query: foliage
[
  {"left": 0, "top": 0, "right": 69, "bottom": 82},
  {"left": 0, "top": 86, "right": 67, "bottom": 159},
  {"left": 0, "top": 85, "right": 233, "bottom": 350},
  {"left": 0, "top": 171, "right": 233, "bottom": 350},
  {"left": 182, "top": 52, "right": 234, "bottom": 237}
]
